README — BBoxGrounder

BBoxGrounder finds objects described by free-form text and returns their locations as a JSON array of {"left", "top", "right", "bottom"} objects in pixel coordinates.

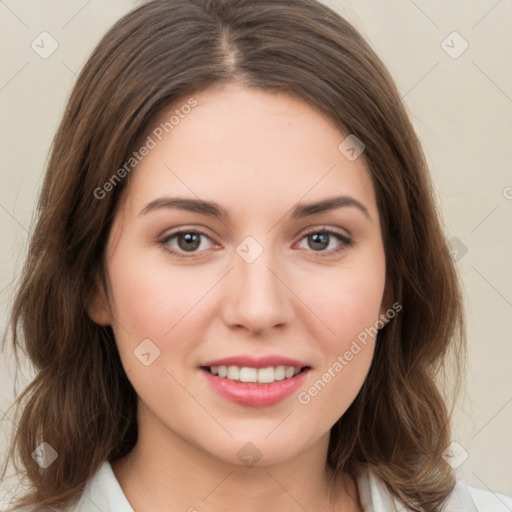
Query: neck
[{"left": 112, "top": 404, "right": 361, "bottom": 512}]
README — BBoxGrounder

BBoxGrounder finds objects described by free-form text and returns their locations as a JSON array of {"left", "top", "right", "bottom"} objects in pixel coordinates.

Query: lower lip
[{"left": 201, "top": 368, "right": 310, "bottom": 407}]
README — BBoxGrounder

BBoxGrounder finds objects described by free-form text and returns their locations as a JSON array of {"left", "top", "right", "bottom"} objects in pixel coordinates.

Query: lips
[{"left": 199, "top": 355, "right": 311, "bottom": 407}]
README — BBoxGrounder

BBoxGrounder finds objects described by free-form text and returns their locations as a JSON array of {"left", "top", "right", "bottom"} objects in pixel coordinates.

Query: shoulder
[
  {"left": 67, "top": 460, "right": 134, "bottom": 512},
  {"left": 356, "top": 465, "right": 512, "bottom": 511},
  {"left": 466, "top": 483, "right": 512, "bottom": 511},
  {"left": 3, "top": 461, "right": 133, "bottom": 512},
  {"left": 443, "top": 478, "right": 512, "bottom": 511}
]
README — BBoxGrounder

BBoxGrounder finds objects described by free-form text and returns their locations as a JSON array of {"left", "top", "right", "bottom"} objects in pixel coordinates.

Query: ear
[{"left": 86, "top": 271, "right": 112, "bottom": 326}]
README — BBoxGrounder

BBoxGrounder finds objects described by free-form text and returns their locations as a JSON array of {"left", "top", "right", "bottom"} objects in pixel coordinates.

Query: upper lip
[{"left": 200, "top": 355, "right": 310, "bottom": 369}]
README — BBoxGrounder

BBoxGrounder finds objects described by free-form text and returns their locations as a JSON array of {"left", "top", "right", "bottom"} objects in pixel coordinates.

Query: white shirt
[
  {"left": 8, "top": 461, "right": 511, "bottom": 511},
  {"left": 55, "top": 461, "right": 511, "bottom": 511}
]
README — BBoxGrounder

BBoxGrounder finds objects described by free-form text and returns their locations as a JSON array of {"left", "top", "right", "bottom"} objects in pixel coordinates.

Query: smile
[
  {"left": 199, "top": 356, "right": 311, "bottom": 407},
  {"left": 204, "top": 365, "right": 305, "bottom": 383}
]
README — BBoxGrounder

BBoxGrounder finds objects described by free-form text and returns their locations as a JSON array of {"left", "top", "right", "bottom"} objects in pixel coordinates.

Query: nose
[{"left": 221, "top": 246, "right": 294, "bottom": 335}]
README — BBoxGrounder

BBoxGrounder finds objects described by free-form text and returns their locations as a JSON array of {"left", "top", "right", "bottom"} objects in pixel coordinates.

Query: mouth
[
  {"left": 198, "top": 356, "right": 311, "bottom": 407},
  {"left": 200, "top": 364, "right": 310, "bottom": 384}
]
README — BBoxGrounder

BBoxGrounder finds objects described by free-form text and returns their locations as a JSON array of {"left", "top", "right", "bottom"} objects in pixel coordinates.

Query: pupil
[
  {"left": 178, "top": 233, "right": 200, "bottom": 251},
  {"left": 309, "top": 233, "right": 328, "bottom": 250}
]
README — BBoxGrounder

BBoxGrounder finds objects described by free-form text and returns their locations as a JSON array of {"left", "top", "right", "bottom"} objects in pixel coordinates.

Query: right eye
[{"left": 158, "top": 229, "right": 218, "bottom": 258}]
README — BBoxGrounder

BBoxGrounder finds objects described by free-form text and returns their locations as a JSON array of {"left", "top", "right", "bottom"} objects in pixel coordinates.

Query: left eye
[
  {"left": 297, "top": 229, "right": 353, "bottom": 254},
  {"left": 159, "top": 228, "right": 353, "bottom": 258}
]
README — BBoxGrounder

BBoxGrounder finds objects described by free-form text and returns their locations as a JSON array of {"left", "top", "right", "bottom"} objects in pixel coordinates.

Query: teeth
[
  {"left": 256, "top": 367, "right": 275, "bottom": 383},
  {"left": 239, "top": 367, "right": 257, "bottom": 382},
  {"left": 227, "top": 366, "right": 240, "bottom": 380},
  {"left": 207, "top": 365, "right": 303, "bottom": 383},
  {"left": 274, "top": 366, "right": 286, "bottom": 381}
]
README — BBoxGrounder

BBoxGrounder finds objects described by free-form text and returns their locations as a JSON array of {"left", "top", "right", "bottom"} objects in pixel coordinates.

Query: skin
[{"left": 90, "top": 82, "right": 391, "bottom": 511}]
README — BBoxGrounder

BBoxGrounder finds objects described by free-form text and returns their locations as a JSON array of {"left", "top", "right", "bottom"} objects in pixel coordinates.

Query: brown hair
[{"left": 1, "top": 0, "right": 466, "bottom": 510}]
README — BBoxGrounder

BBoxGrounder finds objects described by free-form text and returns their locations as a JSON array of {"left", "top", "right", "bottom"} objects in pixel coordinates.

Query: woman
[{"left": 2, "top": 0, "right": 510, "bottom": 510}]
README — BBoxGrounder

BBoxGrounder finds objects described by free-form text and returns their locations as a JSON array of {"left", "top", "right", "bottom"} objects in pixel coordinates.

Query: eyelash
[{"left": 158, "top": 227, "right": 354, "bottom": 259}]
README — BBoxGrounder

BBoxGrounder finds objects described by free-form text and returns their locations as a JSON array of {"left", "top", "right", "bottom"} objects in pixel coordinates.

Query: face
[{"left": 93, "top": 82, "right": 389, "bottom": 467}]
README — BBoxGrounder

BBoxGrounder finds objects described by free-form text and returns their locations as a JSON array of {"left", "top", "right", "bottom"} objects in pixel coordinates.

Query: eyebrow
[{"left": 139, "top": 195, "right": 372, "bottom": 222}]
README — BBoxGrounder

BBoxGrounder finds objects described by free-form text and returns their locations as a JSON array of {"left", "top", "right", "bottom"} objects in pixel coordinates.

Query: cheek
[
  {"left": 105, "top": 243, "right": 223, "bottom": 389},
  {"left": 106, "top": 244, "right": 211, "bottom": 340},
  {"left": 297, "top": 351, "right": 373, "bottom": 433},
  {"left": 295, "top": 250, "right": 385, "bottom": 412},
  {"left": 303, "top": 249, "right": 386, "bottom": 350},
  {"left": 296, "top": 273, "right": 382, "bottom": 427}
]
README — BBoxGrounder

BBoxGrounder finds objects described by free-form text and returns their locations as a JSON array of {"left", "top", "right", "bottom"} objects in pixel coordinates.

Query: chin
[{"left": 200, "top": 432, "right": 319, "bottom": 469}]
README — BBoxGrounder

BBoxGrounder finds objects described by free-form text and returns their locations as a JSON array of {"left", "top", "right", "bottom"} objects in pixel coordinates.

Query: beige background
[{"left": 1, "top": 0, "right": 511, "bottom": 505}]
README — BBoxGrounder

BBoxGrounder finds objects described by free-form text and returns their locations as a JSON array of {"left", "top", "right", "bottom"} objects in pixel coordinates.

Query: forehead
[{"left": 119, "top": 83, "right": 379, "bottom": 224}]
